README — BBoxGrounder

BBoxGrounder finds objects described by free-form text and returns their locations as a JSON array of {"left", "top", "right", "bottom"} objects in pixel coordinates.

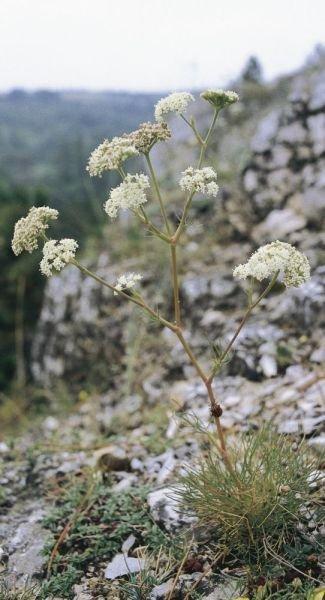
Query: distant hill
[{"left": 0, "top": 90, "right": 161, "bottom": 236}]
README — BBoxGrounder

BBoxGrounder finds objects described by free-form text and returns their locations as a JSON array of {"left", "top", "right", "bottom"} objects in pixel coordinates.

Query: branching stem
[{"left": 145, "top": 153, "right": 171, "bottom": 235}]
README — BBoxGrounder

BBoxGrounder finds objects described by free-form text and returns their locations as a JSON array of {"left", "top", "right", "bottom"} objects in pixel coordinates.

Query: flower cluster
[
  {"left": 125, "top": 121, "right": 171, "bottom": 154},
  {"left": 104, "top": 174, "right": 150, "bottom": 218},
  {"left": 179, "top": 167, "right": 219, "bottom": 196},
  {"left": 114, "top": 272, "right": 142, "bottom": 295},
  {"left": 12, "top": 206, "right": 58, "bottom": 255},
  {"left": 155, "top": 92, "right": 194, "bottom": 122},
  {"left": 201, "top": 89, "right": 239, "bottom": 110},
  {"left": 87, "top": 137, "right": 138, "bottom": 176},
  {"left": 40, "top": 239, "right": 78, "bottom": 277},
  {"left": 233, "top": 241, "right": 310, "bottom": 288}
]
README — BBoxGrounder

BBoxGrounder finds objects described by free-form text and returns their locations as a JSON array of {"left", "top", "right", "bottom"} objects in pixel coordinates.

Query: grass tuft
[{"left": 177, "top": 426, "right": 321, "bottom": 563}]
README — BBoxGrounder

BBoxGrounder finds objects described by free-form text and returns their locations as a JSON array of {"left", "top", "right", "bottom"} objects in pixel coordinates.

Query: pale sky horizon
[{"left": 1, "top": 0, "right": 324, "bottom": 92}]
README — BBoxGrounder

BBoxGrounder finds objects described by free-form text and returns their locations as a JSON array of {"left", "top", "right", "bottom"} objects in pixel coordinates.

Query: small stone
[
  {"left": 243, "top": 169, "right": 259, "bottom": 193},
  {"left": 310, "top": 347, "right": 325, "bottom": 364},
  {"left": 307, "top": 113, "right": 325, "bottom": 156},
  {"left": 278, "top": 420, "right": 299, "bottom": 434},
  {"left": 148, "top": 487, "right": 196, "bottom": 532},
  {"left": 73, "top": 583, "right": 93, "bottom": 600},
  {"left": 204, "top": 579, "right": 242, "bottom": 599},
  {"left": 259, "top": 355, "right": 277, "bottom": 378},
  {"left": 43, "top": 416, "right": 59, "bottom": 431},
  {"left": 121, "top": 534, "right": 136, "bottom": 554},
  {"left": 105, "top": 553, "right": 147, "bottom": 580},
  {"left": 112, "top": 474, "right": 138, "bottom": 492},
  {"left": 150, "top": 579, "right": 174, "bottom": 599},
  {"left": 0, "top": 442, "right": 9, "bottom": 453}
]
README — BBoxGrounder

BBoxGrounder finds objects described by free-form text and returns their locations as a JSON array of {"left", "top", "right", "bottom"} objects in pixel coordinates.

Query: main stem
[{"left": 171, "top": 244, "right": 181, "bottom": 326}]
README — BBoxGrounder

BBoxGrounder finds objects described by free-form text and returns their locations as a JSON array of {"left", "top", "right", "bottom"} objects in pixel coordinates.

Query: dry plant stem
[
  {"left": 173, "top": 109, "right": 219, "bottom": 244},
  {"left": 176, "top": 330, "right": 233, "bottom": 472},
  {"left": 145, "top": 153, "right": 171, "bottom": 235},
  {"left": 171, "top": 244, "right": 181, "bottom": 326},
  {"left": 207, "top": 271, "right": 279, "bottom": 383},
  {"left": 180, "top": 114, "right": 204, "bottom": 145},
  {"left": 73, "top": 260, "right": 178, "bottom": 332},
  {"left": 145, "top": 152, "right": 181, "bottom": 326},
  {"left": 136, "top": 207, "right": 171, "bottom": 243}
]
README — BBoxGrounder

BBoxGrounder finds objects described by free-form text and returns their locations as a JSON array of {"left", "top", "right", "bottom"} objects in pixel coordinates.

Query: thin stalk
[
  {"left": 145, "top": 153, "right": 171, "bottom": 234},
  {"left": 73, "top": 260, "right": 178, "bottom": 332},
  {"left": 197, "top": 108, "right": 219, "bottom": 168},
  {"left": 145, "top": 153, "right": 182, "bottom": 326},
  {"left": 176, "top": 328, "right": 235, "bottom": 474},
  {"left": 205, "top": 379, "right": 236, "bottom": 476},
  {"left": 136, "top": 207, "right": 171, "bottom": 243},
  {"left": 171, "top": 244, "right": 181, "bottom": 326},
  {"left": 173, "top": 109, "right": 219, "bottom": 244},
  {"left": 180, "top": 114, "right": 204, "bottom": 145},
  {"left": 208, "top": 272, "right": 279, "bottom": 383},
  {"left": 176, "top": 330, "right": 208, "bottom": 382}
]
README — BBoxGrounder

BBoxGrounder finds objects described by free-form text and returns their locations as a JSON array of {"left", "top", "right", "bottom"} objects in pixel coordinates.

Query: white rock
[
  {"left": 147, "top": 487, "right": 196, "bottom": 532},
  {"left": 43, "top": 416, "right": 59, "bottom": 431},
  {"left": 310, "top": 347, "right": 325, "bottom": 364},
  {"left": 307, "top": 113, "right": 325, "bottom": 156},
  {"left": 253, "top": 208, "right": 306, "bottom": 242},
  {"left": 150, "top": 579, "right": 174, "bottom": 599},
  {"left": 105, "top": 553, "right": 147, "bottom": 580},
  {"left": 156, "top": 450, "right": 176, "bottom": 484},
  {"left": 121, "top": 534, "right": 136, "bottom": 554},
  {"left": 278, "top": 122, "right": 307, "bottom": 144},
  {"left": 259, "top": 354, "right": 277, "bottom": 378},
  {"left": 251, "top": 110, "right": 280, "bottom": 152}
]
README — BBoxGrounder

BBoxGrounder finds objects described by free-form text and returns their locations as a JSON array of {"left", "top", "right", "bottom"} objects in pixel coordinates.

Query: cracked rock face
[{"left": 243, "top": 68, "right": 325, "bottom": 237}]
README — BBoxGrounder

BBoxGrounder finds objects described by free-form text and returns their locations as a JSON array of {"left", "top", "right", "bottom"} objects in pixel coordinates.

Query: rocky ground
[{"left": 0, "top": 60, "right": 325, "bottom": 598}]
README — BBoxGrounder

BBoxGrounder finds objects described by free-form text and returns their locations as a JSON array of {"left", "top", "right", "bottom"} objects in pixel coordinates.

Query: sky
[{"left": 0, "top": 0, "right": 324, "bottom": 92}]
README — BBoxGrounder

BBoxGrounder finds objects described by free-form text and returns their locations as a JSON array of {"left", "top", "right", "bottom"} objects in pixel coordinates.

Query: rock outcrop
[{"left": 243, "top": 67, "right": 325, "bottom": 243}]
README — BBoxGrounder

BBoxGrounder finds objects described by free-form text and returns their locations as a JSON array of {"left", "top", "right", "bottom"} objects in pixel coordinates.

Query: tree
[{"left": 241, "top": 56, "right": 263, "bottom": 84}]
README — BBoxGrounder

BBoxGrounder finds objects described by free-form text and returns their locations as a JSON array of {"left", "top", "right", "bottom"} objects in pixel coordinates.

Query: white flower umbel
[
  {"left": 40, "top": 239, "right": 78, "bottom": 277},
  {"left": 114, "top": 273, "right": 143, "bottom": 296},
  {"left": 87, "top": 137, "right": 139, "bottom": 176},
  {"left": 201, "top": 89, "right": 239, "bottom": 110},
  {"left": 12, "top": 206, "right": 59, "bottom": 255},
  {"left": 155, "top": 92, "right": 194, "bottom": 122},
  {"left": 233, "top": 241, "right": 310, "bottom": 288},
  {"left": 104, "top": 174, "right": 150, "bottom": 219},
  {"left": 179, "top": 167, "right": 219, "bottom": 197}
]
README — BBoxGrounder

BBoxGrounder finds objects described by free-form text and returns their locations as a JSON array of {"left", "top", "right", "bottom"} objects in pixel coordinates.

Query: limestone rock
[{"left": 105, "top": 553, "right": 147, "bottom": 579}]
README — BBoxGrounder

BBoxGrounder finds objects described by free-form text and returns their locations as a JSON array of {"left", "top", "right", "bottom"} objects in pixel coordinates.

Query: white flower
[
  {"left": 126, "top": 121, "right": 171, "bottom": 154},
  {"left": 201, "top": 89, "right": 239, "bottom": 109},
  {"left": 179, "top": 167, "right": 219, "bottom": 196},
  {"left": 104, "top": 174, "right": 150, "bottom": 218},
  {"left": 155, "top": 92, "right": 194, "bottom": 122},
  {"left": 233, "top": 241, "right": 310, "bottom": 288},
  {"left": 40, "top": 239, "right": 78, "bottom": 277},
  {"left": 87, "top": 136, "right": 138, "bottom": 176},
  {"left": 114, "top": 272, "right": 143, "bottom": 295},
  {"left": 12, "top": 206, "right": 58, "bottom": 255}
]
